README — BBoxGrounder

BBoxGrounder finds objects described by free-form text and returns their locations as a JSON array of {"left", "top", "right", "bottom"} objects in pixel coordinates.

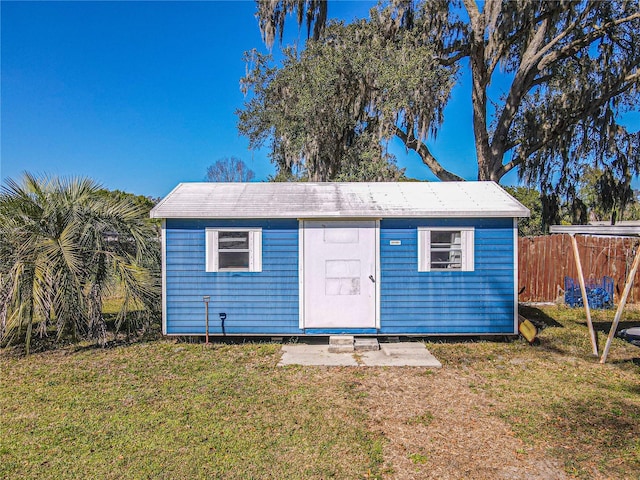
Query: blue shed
[{"left": 150, "top": 182, "right": 529, "bottom": 337}]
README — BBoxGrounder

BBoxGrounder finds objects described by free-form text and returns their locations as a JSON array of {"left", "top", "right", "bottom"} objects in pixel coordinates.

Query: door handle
[{"left": 369, "top": 275, "right": 375, "bottom": 283}]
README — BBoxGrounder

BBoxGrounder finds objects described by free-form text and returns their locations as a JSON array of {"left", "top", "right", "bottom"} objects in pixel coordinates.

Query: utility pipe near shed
[{"left": 203, "top": 296, "right": 210, "bottom": 345}]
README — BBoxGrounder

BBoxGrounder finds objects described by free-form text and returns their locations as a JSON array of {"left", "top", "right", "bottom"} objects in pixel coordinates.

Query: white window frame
[
  {"left": 205, "top": 228, "right": 262, "bottom": 272},
  {"left": 418, "top": 227, "right": 474, "bottom": 272}
]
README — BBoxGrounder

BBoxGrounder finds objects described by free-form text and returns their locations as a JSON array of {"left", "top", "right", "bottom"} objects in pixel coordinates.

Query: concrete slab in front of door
[
  {"left": 278, "top": 342, "right": 441, "bottom": 368},
  {"left": 360, "top": 343, "right": 442, "bottom": 367},
  {"left": 279, "top": 344, "right": 358, "bottom": 366}
]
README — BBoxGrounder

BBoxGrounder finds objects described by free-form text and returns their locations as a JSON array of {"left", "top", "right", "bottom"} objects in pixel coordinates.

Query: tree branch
[
  {"left": 435, "top": 46, "right": 469, "bottom": 67},
  {"left": 530, "top": 2, "right": 596, "bottom": 66},
  {"left": 536, "top": 11, "right": 640, "bottom": 71},
  {"left": 490, "top": 7, "right": 639, "bottom": 179},
  {"left": 483, "top": 0, "right": 502, "bottom": 73},
  {"left": 393, "top": 126, "right": 464, "bottom": 182},
  {"left": 497, "top": 156, "right": 524, "bottom": 178},
  {"left": 486, "top": 8, "right": 560, "bottom": 78},
  {"left": 489, "top": 16, "right": 550, "bottom": 173},
  {"left": 499, "top": 70, "right": 640, "bottom": 178},
  {"left": 529, "top": 73, "right": 554, "bottom": 89},
  {"left": 462, "top": 0, "right": 483, "bottom": 38}
]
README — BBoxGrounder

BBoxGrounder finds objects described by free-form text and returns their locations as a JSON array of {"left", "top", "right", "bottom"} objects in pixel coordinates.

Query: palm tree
[{"left": 0, "top": 173, "right": 160, "bottom": 354}]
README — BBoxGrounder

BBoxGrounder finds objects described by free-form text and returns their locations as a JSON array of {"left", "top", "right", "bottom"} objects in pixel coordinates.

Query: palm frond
[{"left": 0, "top": 173, "right": 160, "bottom": 353}]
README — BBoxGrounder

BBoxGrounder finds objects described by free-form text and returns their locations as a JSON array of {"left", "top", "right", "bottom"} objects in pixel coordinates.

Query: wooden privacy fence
[{"left": 518, "top": 234, "right": 640, "bottom": 304}]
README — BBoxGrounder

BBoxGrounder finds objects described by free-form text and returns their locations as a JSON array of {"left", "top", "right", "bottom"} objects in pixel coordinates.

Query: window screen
[
  {"left": 418, "top": 228, "right": 474, "bottom": 272},
  {"left": 218, "top": 231, "right": 250, "bottom": 269},
  {"left": 205, "top": 228, "right": 262, "bottom": 272}
]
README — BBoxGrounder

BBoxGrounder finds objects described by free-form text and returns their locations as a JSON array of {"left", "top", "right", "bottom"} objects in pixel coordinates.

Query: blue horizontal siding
[
  {"left": 163, "top": 217, "right": 517, "bottom": 336},
  {"left": 164, "top": 219, "right": 301, "bottom": 335},
  {"left": 379, "top": 218, "right": 516, "bottom": 334}
]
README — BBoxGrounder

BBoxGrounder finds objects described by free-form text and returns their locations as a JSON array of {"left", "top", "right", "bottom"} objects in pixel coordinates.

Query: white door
[{"left": 302, "top": 220, "right": 377, "bottom": 329}]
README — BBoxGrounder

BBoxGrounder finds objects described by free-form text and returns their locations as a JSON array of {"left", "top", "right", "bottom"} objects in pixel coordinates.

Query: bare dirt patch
[{"left": 357, "top": 367, "right": 568, "bottom": 479}]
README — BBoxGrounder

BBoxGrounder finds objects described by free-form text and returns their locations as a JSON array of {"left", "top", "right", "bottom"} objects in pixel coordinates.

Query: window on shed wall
[
  {"left": 205, "top": 228, "right": 262, "bottom": 272},
  {"left": 418, "top": 227, "right": 474, "bottom": 272}
]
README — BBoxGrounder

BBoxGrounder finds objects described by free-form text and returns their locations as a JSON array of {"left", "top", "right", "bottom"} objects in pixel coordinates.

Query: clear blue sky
[{"left": 2, "top": 1, "right": 635, "bottom": 199}]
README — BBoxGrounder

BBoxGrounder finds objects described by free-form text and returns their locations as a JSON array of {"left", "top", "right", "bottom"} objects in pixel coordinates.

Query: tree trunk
[
  {"left": 467, "top": 7, "right": 497, "bottom": 183},
  {"left": 471, "top": 56, "right": 496, "bottom": 182},
  {"left": 478, "top": 153, "right": 504, "bottom": 182}
]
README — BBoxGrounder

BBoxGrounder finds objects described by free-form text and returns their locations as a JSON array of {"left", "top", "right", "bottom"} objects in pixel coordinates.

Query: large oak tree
[{"left": 241, "top": 0, "right": 639, "bottom": 198}]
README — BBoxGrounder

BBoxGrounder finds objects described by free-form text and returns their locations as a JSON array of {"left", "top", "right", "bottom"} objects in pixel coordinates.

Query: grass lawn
[
  {"left": 0, "top": 343, "right": 383, "bottom": 479},
  {"left": 427, "top": 305, "right": 640, "bottom": 479},
  {"left": 1, "top": 305, "right": 639, "bottom": 479}
]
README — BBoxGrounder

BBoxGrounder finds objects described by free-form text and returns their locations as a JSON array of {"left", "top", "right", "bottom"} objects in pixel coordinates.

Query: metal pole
[
  {"left": 570, "top": 234, "right": 598, "bottom": 356},
  {"left": 203, "top": 296, "right": 210, "bottom": 345},
  {"left": 600, "top": 243, "right": 640, "bottom": 364}
]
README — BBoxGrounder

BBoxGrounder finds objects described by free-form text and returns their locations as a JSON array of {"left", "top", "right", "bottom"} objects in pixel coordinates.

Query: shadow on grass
[
  {"left": 534, "top": 341, "right": 601, "bottom": 361},
  {"left": 518, "top": 304, "right": 564, "bottom": 329},
  {"left": 611, "top": 356, "right": 640, "bottom": 370},
  {"left": 591, "top": 319, "right": 640, "bottom": 334},
  {"left": 545, "top": 397, "right": 640, "bottom": 477},
  {"left": 66, "top": 331, "right": 163, "bottom": 354},
  {"left": 1, "top": 313, "right": 163, "bottom": 357}
]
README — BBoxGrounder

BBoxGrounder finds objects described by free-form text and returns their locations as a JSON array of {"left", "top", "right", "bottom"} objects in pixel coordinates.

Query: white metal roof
[{"left": 150, "top": 181, "right": 530, "bottom": 219}]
